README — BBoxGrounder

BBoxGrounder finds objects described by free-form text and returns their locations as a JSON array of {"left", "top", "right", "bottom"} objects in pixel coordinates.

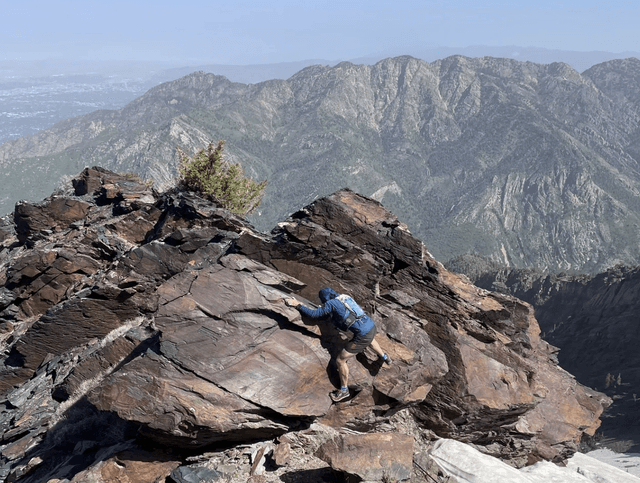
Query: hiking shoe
[{"left": 330, "top": 388, "right": 350, "bottom": 402}]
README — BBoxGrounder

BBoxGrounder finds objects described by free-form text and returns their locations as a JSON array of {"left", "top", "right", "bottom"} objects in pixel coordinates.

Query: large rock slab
[
  {"left": 237, "top": 189, "right": 610, "bottom": 464},
  {"left": 14, "top": 197, "right": 92, "bottom": 243},
  {"left": 427, "top": 438, "right": 541, "bottom": 483},
  {"left": 88, "top": 350, "right": 288, "bottom": 447},
  {"left": 316, "top": 432, "right": 414, "bottom": 482},
  {"left": 154, "top": 262, "right": 335, "bottom": 417},
  {"left": 10, "top": 295, "right": 142, "bottom": 374},
  {"left": 0, "top": 170, "right": 613, "bottom": 482}
]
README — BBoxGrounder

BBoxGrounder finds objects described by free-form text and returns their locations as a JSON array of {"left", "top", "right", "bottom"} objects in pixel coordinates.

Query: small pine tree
[{"left": 176, "top": 140, "right": 266, "bottom": 216}]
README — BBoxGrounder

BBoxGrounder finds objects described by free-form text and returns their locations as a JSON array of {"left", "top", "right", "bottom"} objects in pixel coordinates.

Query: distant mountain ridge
[
  {"left": 2, "top": 55, "right": 640, "bottom": 273},
  {"left": 3, "top": 46, "right": 638, "bottom": 143}
]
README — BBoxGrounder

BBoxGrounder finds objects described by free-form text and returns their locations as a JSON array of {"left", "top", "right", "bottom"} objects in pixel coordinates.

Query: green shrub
[{"left": 176, "top": 140, "right": 267, "bottom": 216}]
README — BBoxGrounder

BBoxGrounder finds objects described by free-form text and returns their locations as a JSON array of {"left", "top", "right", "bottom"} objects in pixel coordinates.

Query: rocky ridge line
[{"left": 0, "top": 167, "right": 611, "bottom": 482}]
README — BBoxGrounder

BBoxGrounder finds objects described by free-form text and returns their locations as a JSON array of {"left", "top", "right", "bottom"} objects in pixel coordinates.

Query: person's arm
[{"left": 286, "top": 298, "right": 334, "bottom": 319}]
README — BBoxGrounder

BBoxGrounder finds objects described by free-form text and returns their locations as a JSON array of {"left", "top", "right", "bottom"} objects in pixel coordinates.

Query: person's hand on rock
[{"left": 285, "top": 298, "right": 300, "bottom": 307}]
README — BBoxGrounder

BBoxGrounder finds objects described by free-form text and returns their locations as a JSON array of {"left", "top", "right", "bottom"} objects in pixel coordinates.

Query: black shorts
[{"left": 345, "top": 325, "right": 377, "bottom": 354}]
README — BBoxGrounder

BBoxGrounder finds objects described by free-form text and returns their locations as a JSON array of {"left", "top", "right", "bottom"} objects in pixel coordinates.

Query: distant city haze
[
  {"left": 3, "top": 0, "right": 639, "bottom": 64},
  {"left": 3, "top": 0, "right": 638, "bottom": 145}
]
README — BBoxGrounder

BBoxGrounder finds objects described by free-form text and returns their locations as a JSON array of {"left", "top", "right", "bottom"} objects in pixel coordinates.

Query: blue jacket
[{"left": 297, "top": 288, "right": 375, "bottom": 342}]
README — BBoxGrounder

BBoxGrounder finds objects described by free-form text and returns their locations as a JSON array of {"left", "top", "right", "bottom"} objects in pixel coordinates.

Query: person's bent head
[{"left": 319, "top": 287, "right": 339, "bottom": 303}]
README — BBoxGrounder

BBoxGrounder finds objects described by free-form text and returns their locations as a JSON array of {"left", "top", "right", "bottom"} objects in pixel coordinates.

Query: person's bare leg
[
  {"left": 369, "top": 338, "right": 385, "bottom": 358},
  {"left": 336, "top": 349, "right": 355, "bottom": 388}
]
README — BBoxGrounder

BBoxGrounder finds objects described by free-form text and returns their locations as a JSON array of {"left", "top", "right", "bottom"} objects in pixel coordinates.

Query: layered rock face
[
  {"left": 463, "top": 263, "right": 640, "bottom": 449},
  {"left": 0, "top": 168, "right": 610, "bottom": 482}
]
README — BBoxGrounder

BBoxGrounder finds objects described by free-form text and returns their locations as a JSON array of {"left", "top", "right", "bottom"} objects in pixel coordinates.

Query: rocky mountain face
[
  {"left": 0, "top": 168, "right": 611, "bottom": 482},
  {"left": 458, "top": 260, "right": 640, "bottom": 451},
  {"left": 2, "top": 56, "right": 640, "bottom": 273}
]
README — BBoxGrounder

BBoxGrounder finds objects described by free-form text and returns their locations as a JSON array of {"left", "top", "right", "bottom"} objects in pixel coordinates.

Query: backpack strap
[{"left": 336, "top": 293, "right": 365, "bottom": 331}]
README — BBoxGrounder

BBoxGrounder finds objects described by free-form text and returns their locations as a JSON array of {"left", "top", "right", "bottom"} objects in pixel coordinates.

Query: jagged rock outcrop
[
  {"left": 0, "top": 168, "right": 611, "bottom": 482},
  {"left": 459, "top": 261, "right": 640, "bottom": 450},
  {"left": 3, "top": 56, "right": 640, "bottom": 273}
]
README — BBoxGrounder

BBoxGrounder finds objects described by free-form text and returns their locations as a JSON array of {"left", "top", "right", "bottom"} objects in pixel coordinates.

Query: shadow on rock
[
  {"left": 279, "top": 466, "right": 345, "bottom": 483},
  {"left": 7, "top": 398, "right": 149, "bottom": 483}
]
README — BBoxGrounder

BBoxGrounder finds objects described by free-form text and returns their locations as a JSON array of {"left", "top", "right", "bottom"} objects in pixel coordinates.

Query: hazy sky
[{"left": 3, "top": 0, "right": 638, "bottom": 64}]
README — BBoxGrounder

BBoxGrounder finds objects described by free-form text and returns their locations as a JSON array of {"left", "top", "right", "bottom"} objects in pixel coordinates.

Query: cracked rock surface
[{"left": 0, "top": 167, "right": 610, "bottom": 482}]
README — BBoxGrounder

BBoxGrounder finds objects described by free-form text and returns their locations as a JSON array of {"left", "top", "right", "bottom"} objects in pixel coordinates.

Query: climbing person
[{"left": 286, "top": 287, "right": 391, "bottom": 402}]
